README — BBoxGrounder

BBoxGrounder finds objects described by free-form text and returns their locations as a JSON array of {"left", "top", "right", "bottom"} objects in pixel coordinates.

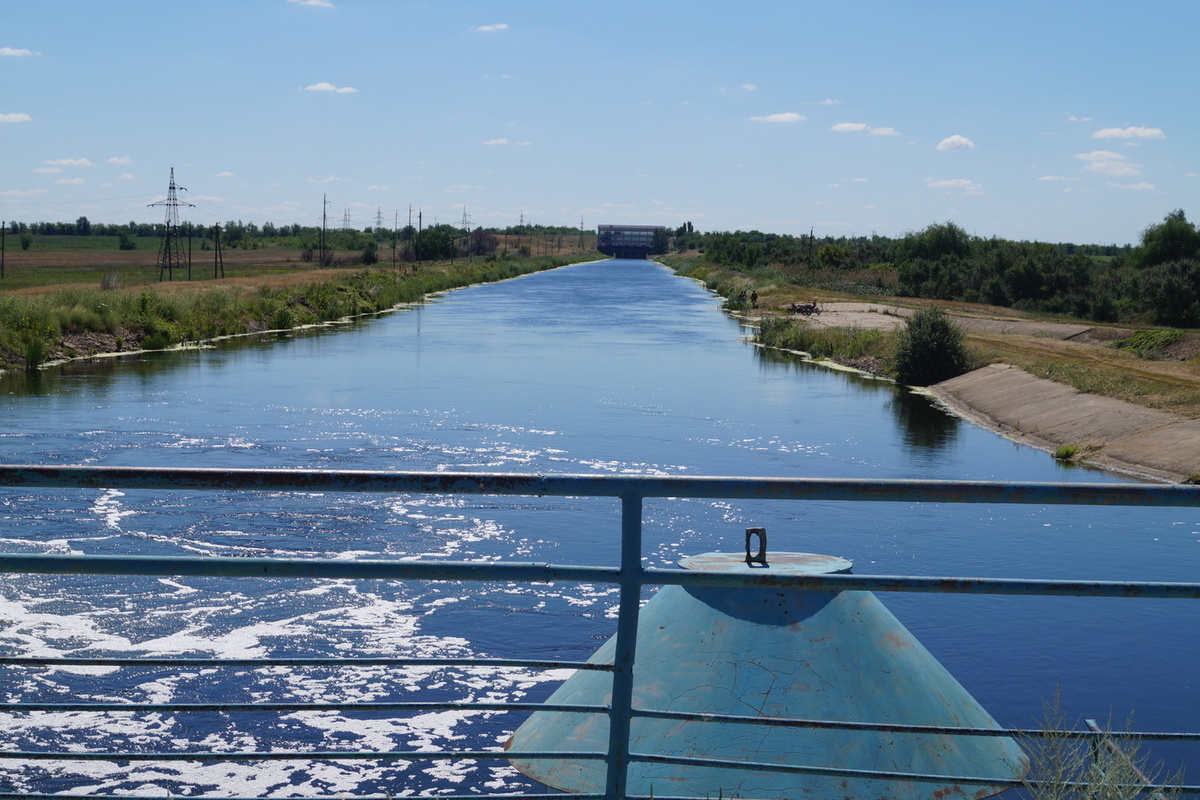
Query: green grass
[
  {"left": 1109, "top": 329, "right": 1186, "bottom": 359},
  {"left": 0, "top": 253, "right": 600, "bottom": 372},
  {"left": 756, "top": 316, "right": 893, "bottom": 364}
]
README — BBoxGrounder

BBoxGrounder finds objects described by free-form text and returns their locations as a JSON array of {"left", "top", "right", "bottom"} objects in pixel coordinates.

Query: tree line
[
  {"left": 6, "top": 217, "right": 594, "bottom": 265},
  {"left": 665, "top": 212, "right": 1200, "bottom": 327}
]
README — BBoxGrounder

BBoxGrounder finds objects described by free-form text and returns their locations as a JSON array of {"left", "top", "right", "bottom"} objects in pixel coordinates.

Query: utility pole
[
  {"left": 320, "top": 194, "right": 330, "bottom": 267},
  {"left": 342, "top": 208, "right": 351, "bottom": 231},
  {"left": 149, "top": 168, "right": 195, "bottom": 281},
  {"left": 213, "top": 223, "right": 225, "bottom": 278},
  {"left": 375, "top": 207, "right": 384, "bottom": 231},
  {"left": 579, "top": 215, "right": 584, "bottom": 249},
  {"left": 460, "top": 205, "right": 471, "bottom": 262},
  {"left": 416, "top": 209, "right": 422, "bottom": 270},
  {"left": 1, "top": 221, "right": 5, "bottom": 279},
  {"left": 392, "top": 210, "right": 398, "bottom": 270}
]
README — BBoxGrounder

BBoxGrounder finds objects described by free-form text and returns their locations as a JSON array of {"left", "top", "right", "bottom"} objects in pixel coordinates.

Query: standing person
[{"left": 750, "top": 290, "right": 758, "bottom": 308}]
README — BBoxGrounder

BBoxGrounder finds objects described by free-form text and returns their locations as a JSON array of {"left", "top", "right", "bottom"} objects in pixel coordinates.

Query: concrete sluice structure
[
  {"left": 507, "top": 550, "right": 1029, "bottom": 799},
  {"left": 596, "top": 224, "right": 666, "bottom": 259}
]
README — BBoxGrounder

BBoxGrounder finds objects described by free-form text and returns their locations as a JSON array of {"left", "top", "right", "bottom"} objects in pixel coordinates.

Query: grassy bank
[
  {"left": 1, "top": 253, "right": 601, "bottom": 372},
  {"left": 664, "top": 251, "right": 1200, "bottom": 414},
  {"left": 755, "top": 316, "right": 896, "bottom": 374}
]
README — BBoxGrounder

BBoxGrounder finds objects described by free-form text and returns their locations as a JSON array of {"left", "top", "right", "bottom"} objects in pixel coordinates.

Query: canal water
[{"left": 0, "top": 259, "right": 1195, "bottom": 796}]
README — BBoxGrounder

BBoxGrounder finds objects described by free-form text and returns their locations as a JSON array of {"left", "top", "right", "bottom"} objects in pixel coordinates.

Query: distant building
[{"left": 597, "top": 224, "right": 666, "bottom": 259}]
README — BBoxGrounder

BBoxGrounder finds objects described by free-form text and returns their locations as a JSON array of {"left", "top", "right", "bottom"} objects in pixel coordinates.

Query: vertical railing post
[{"left": 604, "top": 493, "right": 644, "bottom": 799}]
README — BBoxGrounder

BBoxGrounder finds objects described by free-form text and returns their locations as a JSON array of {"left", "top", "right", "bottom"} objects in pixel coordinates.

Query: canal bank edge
[{"left": 926, "top": 363, "right": 1200, "bottom": 485}]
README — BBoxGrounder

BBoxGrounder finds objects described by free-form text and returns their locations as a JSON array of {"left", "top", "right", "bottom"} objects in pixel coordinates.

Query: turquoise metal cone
[{"left": 507, "top": 552, "right": 1028, "bottom": 799}]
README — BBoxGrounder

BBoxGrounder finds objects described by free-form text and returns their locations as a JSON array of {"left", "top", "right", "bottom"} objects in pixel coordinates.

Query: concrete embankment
[{"left": 928, "top": 363, "right": 1200, "bottom": 484}]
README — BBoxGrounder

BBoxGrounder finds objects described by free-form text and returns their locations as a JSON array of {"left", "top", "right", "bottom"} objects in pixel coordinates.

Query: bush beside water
[
  {"left": 756, "top": 308, "right": 974, "bottom": 386},
  {"left": 0, "top": 254, "right": 588, "bottom": 372}
]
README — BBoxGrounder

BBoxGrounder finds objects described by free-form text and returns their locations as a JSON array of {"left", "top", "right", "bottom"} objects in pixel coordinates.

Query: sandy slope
[{"left": 805, "top": 303, "right": 1200, "bottom": 484}]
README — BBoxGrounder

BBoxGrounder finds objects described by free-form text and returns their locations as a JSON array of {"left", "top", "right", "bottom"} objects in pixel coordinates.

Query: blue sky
[{"left": 1, "top": 0, "right": 1196, "bottom": 245}]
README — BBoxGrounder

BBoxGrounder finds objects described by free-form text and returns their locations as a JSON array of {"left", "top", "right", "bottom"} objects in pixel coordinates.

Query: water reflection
[
  {"left": 886, "top": 389, "right": 961, "bottom": 452},
  {"left": 752, "top": 344, "right": 961, "bottom": 458}
]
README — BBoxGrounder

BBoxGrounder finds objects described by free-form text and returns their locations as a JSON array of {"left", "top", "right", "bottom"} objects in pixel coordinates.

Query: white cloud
[
  {"left": 304, "top": 81, "right": 357, "bottom": 93},
  {"left": 484, "top": 138, "right": 531, "bottom": 146},
  {"left": 1, "top": 112, "right": 32, "bottom": 123},
  {"left": 288, "top": 0, "right": 334, "bottom": 7},
  {"left": 107, "top": 156, "right": 133, "bottom": 165},
  {"left": 45, "top": 158, "right": 94, "bottom": 167},
  {"left": 33, "top": 167, "right": 61, "bottom": 174},
  {"left": 1, "top": 188, "right": 47, "bottom": 197},
  {"left": 821, "top": 99, "right": 841, "bottom": 105},
  {"left": 750, "top": 112, "right": 805, "bottom": 123},
  {"left": 936, "top": 135, "right": 975, "bottom": 151},
  {"left": 851, "top": 177, "right": 868, "bottom": 183},
  {"left": 1110, "top": 182, "right": 1155, "bottom": 191},
  {"left": 1067, "top": 115, "right": 1092, "bottom": 122},
  {"left": 1037, "top": 175, "right": 1078, "bottom": 182},
  {"left": 0, "top": 47, "right": 38, "bottom": 57},
  {"left": 1093, "top": 126, "right": 1165, "bottom": 139},
  {"left": 55, "top": 178, "right": 85, "bottom": 185},
  {"left": 367, "top": 184, "right": 392, "bottom": 190},
  {"left": 472, "top": 23, "right": 509, "bottom": 32},
  {"left": 832, "top": 121, "right": 899, "bottom": 136},
  {"left": 216, "top": 171, "right": 235, "bottom": 178},
  {"left": 925, "top": 177, "right": 983, "bottom": 193},
  {"left": 1076, "top": 150, "right": 1141, "bottom": 176},
  {"left": 1076, "top": 150, "right": 1123, "bottom": 162},
  {"left": 118, "top": 172, "right": 135, "bottom": 180},
  {"left": 307, "top": 174, "right": 347, "bottom": 183},
  {"left": 739, "top": 83, "right": 758, "bottom": 91}
]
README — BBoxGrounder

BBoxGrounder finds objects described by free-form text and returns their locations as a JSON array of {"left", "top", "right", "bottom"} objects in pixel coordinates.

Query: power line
[{"left": 148, "top": 168, "right": 195, "bottom": 281}]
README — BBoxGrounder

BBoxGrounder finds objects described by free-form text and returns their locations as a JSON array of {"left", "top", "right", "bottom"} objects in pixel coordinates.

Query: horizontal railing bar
[
  {"left": 0, "top": 749, "right": 603, "bottom": 762},
  {"left": 4, "top": 700, "right": 1194, "bottom": 743},
  {"left": 0, "top": 656, "right": 608, "bottom": 671},
  {"left": 2, "top": 465, "right": 1199, "bottom": 506},
  {"left": 0, "top": 553, "right": 620, "bottom": 583},
  {"left": 645, "top": 567, "right": 1200, "bottom": 599},
  {"left": 634, "top": 752, "right": 1200, "bottom": 793},
  {"left": 1, "top": 553, "right": 1197, "bottom": 599},
  {"left": 0, "top": 701, "right": 606, "bottom": 715},
  {"left": 632, "top": 708, "right": 1200, "bottom": 741},
  {"left": 0, "top": 796, "right": 600, "bottom": 800}
]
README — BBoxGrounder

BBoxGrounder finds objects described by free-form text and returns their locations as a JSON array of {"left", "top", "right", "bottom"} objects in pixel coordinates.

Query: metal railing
[{"left": 1, "top": 464, "right": 1199, "bottom": 800}]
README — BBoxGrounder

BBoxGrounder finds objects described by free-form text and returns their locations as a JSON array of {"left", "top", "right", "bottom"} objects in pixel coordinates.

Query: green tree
[
  {"left": 361, "top": 240, "right": 379, "bottom": 265},
  {"left": 896, "top": 221, "right": 974, "bottom": 262},
  {"left": 20, "top": 233, "right": 32, "bottom": 250},
  {"left": 1133, "top": 209, "right": 1200, "bottom": 269},
  {"left": 891, "top": 307, "right": 972, "bottom": 386},
  {"left": 75, "top": 216, "right": 91, "bottom": 236},
  {"left": 816, "top": 243, "right": 852, "bottom": 267}
]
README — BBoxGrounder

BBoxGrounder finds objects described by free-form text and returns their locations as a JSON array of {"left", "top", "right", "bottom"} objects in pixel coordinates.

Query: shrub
[
  {"left": 1053, "top": 444, "right": 1080, "bottom": 462},
  {"left": 890, "top": 307, "right": 972, "bottom": 386},
  {"left": 24, "top": 338, "right": 46, "bottom": 369},
  {"left": 1023, "top": 689, "right": 1185, "bottom": 800}
]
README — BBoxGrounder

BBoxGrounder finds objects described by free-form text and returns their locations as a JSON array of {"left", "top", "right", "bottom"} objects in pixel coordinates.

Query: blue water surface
[{"left": 0, "top": 259, "right": 1195, "bottom": 796}]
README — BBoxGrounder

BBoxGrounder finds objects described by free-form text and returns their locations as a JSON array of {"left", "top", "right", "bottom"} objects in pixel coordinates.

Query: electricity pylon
[{"left": 149, "top": 168, "right": 194, "bottom": 281}]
